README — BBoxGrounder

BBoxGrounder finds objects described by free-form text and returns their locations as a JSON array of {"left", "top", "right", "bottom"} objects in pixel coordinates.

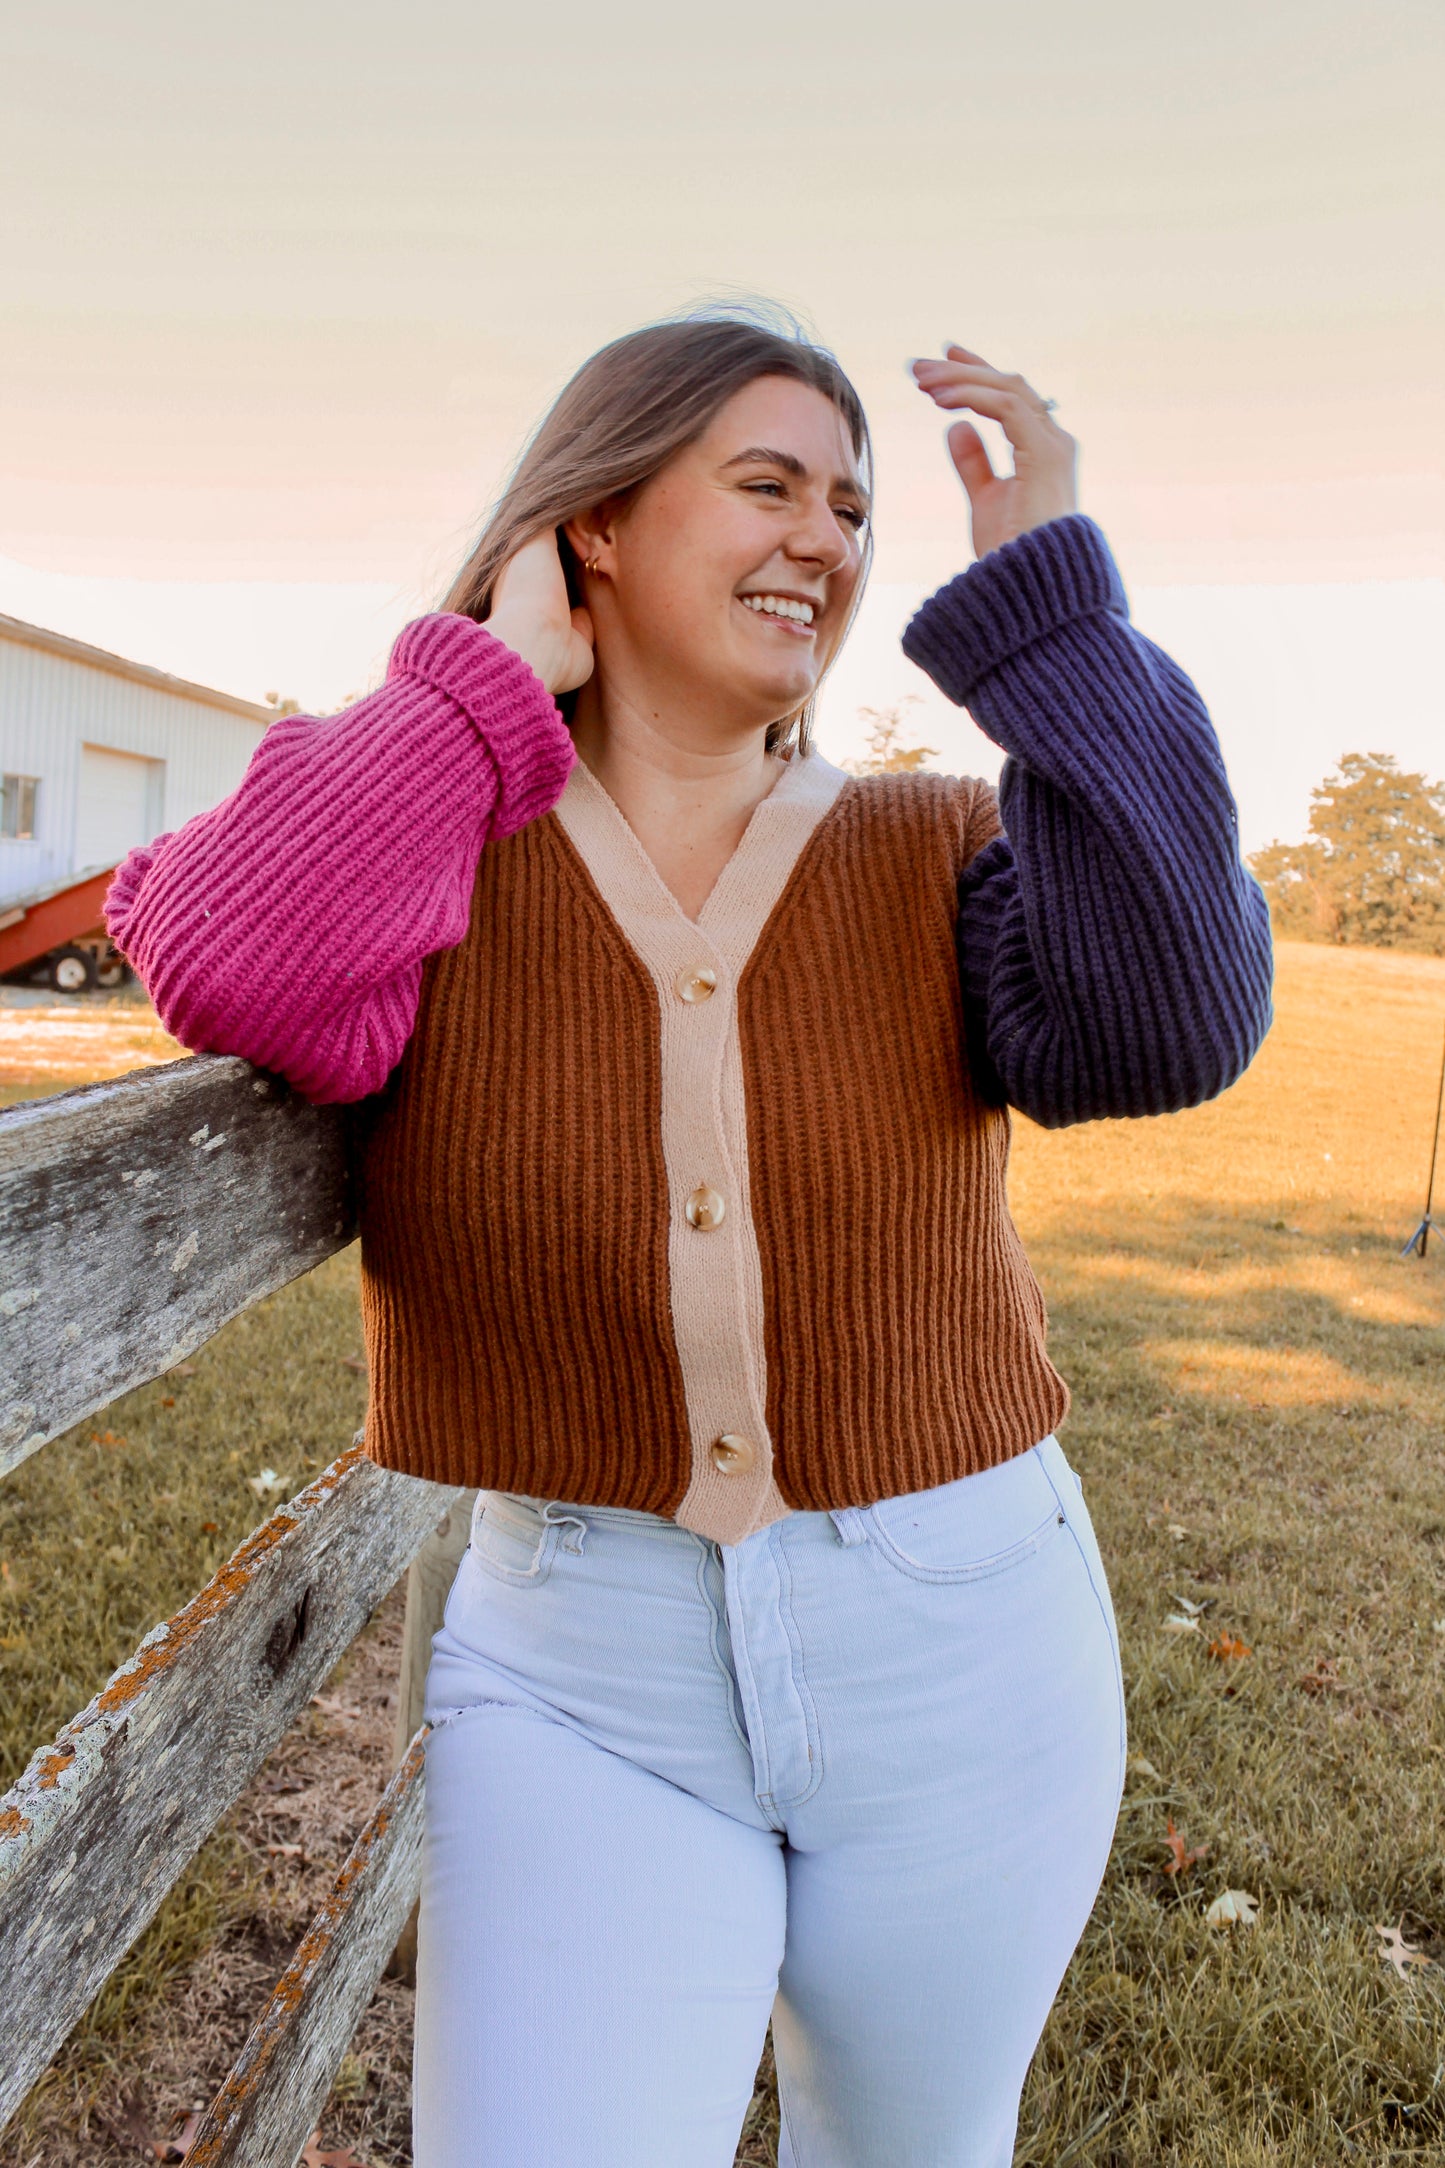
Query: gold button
[
  {"left": 685, "top": 1185, "right": 726, "bottom": 1231},
  {"left": 676, "top": 965, "right": 717, "bottom": 1004},
  {"left": 711, "top": 1433, "right": 756, "bottom": 1475}
]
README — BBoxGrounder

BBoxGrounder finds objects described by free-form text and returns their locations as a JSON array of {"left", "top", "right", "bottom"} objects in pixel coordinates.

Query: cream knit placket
[{"left": 552, "top": 747, "right": 851, "bottom": 1546}]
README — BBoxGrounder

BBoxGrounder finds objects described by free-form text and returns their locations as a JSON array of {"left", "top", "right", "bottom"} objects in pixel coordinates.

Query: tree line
[
  {"left": 852, "top": 715, "right": 1443, "bottom": 958},
  {"left": 1247, "top": 753, "right": 1445, "bottom": 956}
]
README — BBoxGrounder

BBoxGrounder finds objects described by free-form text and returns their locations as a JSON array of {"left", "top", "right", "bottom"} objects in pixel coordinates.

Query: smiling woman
[
  {"left": 442, "top": 312, "right": 875, "bottom": 758},
  {"left": 102, "top": 300, "right": 1274, "bottom": 2167}
]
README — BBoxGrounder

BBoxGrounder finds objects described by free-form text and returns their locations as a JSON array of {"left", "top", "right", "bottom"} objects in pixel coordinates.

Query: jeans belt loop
[
  {"left": 828, "top": 1505, "right": 869, "bottom": 1548},
  {"left": 540, "top": 1501, "right": 590, "bottom": 1554}
]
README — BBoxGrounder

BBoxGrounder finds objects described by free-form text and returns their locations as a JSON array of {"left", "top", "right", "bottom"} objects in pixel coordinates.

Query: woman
[{"left": 107, "top": 310, "right": 1273, "bottom": 2167}]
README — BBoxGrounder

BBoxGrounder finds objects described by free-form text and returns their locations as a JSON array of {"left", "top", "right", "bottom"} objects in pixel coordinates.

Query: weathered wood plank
[
  {"left": 187, "top": 1728, "right": 429, "bottom": 2168},
  {"left": 388, "top": 1494, "right": 476, "bottom": 1986},
  {"left": 0, "top": 1053, "right": 356, "bottom": 1476},
  {"left": 0, "top": 1448, "right": 458, "bottom": 2131}
]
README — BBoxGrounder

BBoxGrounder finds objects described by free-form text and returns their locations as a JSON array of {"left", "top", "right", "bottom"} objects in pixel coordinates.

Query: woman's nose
[{"left": 788, "top": 502, "right": 855, "bottom": 572}]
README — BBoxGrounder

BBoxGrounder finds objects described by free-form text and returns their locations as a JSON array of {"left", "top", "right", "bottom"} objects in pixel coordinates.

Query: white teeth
[{"left": 741, "top": 593, "right": 815, "bottom": 624}]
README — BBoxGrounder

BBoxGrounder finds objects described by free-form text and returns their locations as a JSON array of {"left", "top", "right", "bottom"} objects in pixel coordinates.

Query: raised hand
[
  {"left": 910, "top": 344, "right": 1078, "bottom": 561},
  {"left": 484, "top": 531, "right": 596, "bottom": 696}
]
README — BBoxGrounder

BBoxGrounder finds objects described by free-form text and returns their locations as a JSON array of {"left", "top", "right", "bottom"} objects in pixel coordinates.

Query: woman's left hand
[{"left": 910, "top": 344, "right": 1077, "bottom": 561}]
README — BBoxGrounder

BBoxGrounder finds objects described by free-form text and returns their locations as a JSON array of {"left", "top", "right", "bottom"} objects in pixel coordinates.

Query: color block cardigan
[{"left": 106, "top": 513, "right": 1274, "bottom": 1544}]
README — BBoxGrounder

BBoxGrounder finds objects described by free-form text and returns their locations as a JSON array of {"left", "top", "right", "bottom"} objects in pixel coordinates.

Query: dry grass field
[
  {"left": 1, "top": 938, "right": 1443, "bottom": 2165},
  {"left": 0, "top": 986, "right": 184, "bottom": 1107}
]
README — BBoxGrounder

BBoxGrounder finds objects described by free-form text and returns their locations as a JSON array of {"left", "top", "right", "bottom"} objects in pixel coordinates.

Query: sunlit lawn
[
  {"left": 1001, "top": 941, "right": 1445, "bottom": 2166},
  {"left": 1, "top": 941, "right": 1442, "bottom": 2164}
]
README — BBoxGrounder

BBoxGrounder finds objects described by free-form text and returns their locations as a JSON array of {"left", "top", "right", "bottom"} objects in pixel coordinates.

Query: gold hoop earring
[{"left": 584, "top": 555, "right": 600, "bottom": 575}]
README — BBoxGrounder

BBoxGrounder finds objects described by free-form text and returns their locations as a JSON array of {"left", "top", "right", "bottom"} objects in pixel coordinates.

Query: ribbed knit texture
[
  {"left": 548, "top": 749, "right": 853, "bottom": 1539},
  {"left": 103, "top": 616, "right": 575, "bottom": 1104},
  {"left": 357, "top": 773, "right": 1069, "bottom": 1510},
  {"left": 357, "top": 814, "right": 695, "bottom": 1509},
  {"left": 102, "top": 514, "right": 1275, "bottom": 1520},
  {"left": 739, "top": 772, "right": 1068, "bottom": 1507},
  {"left": 905, "top": 512, "right": 1275, "bottom": 1126}
]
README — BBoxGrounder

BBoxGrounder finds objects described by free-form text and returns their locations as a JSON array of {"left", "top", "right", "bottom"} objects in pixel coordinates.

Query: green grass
[
  {"left": 2, "top": 940, "right": 1443, "bottom": 2163},
  {"left": 1004, "top": 942, "right": 1445, "bottom": 2163},
  {"left": 0, "top": 1252, "right": 372, "bottom": 2134},
  {"left": 0, "top": 1253, "right": 370, "bottom": 1787}
]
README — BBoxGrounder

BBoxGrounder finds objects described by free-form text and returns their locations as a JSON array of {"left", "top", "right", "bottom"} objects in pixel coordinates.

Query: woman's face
[{"left": 576, "top": 374, "right": 869, "bottom": 731}]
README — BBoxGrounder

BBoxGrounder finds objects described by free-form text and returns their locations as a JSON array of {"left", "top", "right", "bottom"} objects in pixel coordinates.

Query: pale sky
[{"left": 2, "top": 0, "right": 1440, "bottom": 849}]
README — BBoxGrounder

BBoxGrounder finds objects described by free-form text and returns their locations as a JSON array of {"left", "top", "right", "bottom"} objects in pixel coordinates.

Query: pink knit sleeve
[{"left": 103, "top": 614, "right": 575, "bottom": 1104}]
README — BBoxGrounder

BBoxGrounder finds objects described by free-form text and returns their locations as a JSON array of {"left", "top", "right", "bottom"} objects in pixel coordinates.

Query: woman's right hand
[{"left": 484, "top": 532, "right": 595, "bottom": 696}]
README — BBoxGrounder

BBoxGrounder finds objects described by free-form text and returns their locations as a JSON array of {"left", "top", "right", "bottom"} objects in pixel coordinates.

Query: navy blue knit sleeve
[{"left": 901, "top": 513, "right": 1274, "bottom": 1128}]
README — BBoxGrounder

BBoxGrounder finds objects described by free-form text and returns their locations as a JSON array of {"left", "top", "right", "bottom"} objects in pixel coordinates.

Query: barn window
[{"left": 1, "top": 774, "right": 39, "bottom": 840}]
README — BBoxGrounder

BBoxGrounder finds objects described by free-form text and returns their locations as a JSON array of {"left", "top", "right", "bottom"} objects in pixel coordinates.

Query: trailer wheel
[
  {"left": 48, "top": 945, "right": 98, "bottom": 994},
  {"left": 95, "top": 953, "right": 131, "bottom": 989}
]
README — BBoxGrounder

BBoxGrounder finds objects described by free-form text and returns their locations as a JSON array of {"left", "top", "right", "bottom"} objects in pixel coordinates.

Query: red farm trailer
[{"left": 0, "top": 866, "right": 130, "bottom": 993}]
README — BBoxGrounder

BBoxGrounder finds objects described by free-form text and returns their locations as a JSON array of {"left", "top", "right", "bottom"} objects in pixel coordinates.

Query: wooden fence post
[{"left": 387, "top": 1491, "right": 477, "bottom": 1984}]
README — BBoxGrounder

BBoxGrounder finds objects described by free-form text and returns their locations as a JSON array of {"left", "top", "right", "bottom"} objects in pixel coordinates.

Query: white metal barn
[
  {"left": 0, "top": 613, "right": 273, "bottom": 906},
  {"left": 0, "top": 614, "right": 275, "bottom": 989}
]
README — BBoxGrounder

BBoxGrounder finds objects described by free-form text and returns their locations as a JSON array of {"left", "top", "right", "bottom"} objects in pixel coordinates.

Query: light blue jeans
[{"left": 414, "top": 1435, "right": 1126, "bottom": 2167}]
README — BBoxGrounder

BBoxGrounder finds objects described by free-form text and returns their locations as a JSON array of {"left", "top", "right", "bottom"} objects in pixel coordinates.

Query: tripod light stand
[{"left": 1400, "top": 1020, "right": 1445, "bottom": 1260}]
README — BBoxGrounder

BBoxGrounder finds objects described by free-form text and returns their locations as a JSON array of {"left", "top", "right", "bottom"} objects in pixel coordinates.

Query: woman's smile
[
  {"left": 734, "top": 588, "right": 820, "bottom": 638},
  {"left": 99, "top": 300, "right": 1277, "bottom": 2168}
]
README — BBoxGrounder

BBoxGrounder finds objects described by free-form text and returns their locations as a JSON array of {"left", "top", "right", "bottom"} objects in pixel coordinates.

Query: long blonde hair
[{"left": 442, "top": 307, "right": 874, "bottom": 757}]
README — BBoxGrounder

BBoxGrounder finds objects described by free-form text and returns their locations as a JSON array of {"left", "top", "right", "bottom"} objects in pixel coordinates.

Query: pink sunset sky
[{"left": 2, "top": 0, "right": 1440, "bottom": 851}]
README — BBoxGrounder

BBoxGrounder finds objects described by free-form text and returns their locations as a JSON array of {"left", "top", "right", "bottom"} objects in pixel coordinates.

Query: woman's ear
[{"left": 562, "top": 509, "right": 610, "bottom": 576}]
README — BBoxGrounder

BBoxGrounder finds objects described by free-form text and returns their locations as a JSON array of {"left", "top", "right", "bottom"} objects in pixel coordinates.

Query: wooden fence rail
[
  {"left": 0, "top": 1054, "right": 356, "bottom": 1476},
  {"left": 186, "top": 1729, "right": 429, "bottom": 2168},
  {"left": 0, "top": 1053, "right": 448, "bottom": 2164}
]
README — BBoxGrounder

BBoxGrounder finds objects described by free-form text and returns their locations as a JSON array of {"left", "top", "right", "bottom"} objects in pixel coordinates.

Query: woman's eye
[
  {"left": 745, "top": 480, "right": 786, "bottom": 498},
  {"left": 835, "top": 506, "right": 868, "bottom": 530}
]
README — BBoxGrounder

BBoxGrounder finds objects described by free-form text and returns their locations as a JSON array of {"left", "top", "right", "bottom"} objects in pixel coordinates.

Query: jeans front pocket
[
  {"left": 469, "top": 1493, "right": 575, "bottom": 1588},
  {"left": 861, "top": 1447, "right": 1067, "bottom": 1585}
]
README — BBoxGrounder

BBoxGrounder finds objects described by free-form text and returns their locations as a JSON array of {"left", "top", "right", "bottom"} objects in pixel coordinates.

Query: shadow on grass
[{"left": 1008, "top": 1195, "right": 1445, "bottom": 2164}]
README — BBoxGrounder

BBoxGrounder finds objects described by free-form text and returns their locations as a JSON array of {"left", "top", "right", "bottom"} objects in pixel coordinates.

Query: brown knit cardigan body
[{"left": 356, "top": 765, "right": 1068, "bottom": 1533}]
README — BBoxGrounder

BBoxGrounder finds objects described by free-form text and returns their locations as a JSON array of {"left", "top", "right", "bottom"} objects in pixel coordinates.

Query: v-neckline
[{"left": 559, "top": 746, "right": 852, "bottom": 953}]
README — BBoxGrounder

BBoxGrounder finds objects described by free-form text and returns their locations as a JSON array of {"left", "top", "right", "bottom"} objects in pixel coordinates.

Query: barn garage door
[{"left": 75, "top": 745, "right": 164, "bottom": 872}]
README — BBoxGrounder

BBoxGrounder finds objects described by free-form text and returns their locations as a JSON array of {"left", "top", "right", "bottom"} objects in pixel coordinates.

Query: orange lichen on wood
[
  {"left": 230, "top": 1747, "right": 418, "bottom": 2030},
  {"left": 0, "top": 1452, "right": 449, "bottom": 2142},
  {"left": 94, "top": 1451, "right": 361, "bottom": 1718},
  {"left": 30, "top": 1743, "right": 78, "bottom": 1793},
  {"left": 185, "top": 1731, "right": 426, "bottom": 2166}
]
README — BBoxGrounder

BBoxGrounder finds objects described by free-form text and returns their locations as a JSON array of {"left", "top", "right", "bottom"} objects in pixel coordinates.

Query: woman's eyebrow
[
  {"left": 721, "top": 445, "right": 807, "bottom": 477},
  {"left": 719, "top": 445, "right": 871, "bottom": 509}
]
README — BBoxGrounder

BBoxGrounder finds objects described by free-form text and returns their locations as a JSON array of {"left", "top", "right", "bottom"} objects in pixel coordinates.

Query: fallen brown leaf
[
  {"left": 1162, "top": 1815, "right": 1210, "bottom": 1877},
  {"left": 1299, "top": 1657, "right": 1344, "bottom": 1694},
  {"left": 1208, "top": 1631, "right": 1252, "bottom": 1661},
  {"left": 157, "top": 2107, "right": 204, "bottom": 2160},
  {"left": 101, "top": 2091, "right": 204, "bottom": 2160},
  {"left": 1374, "top": 1923, "right": 1434, "bottom": 1979},
  {"left": 300, "top": 2132, "right": 371, "bottom": 2167},
  {"left": 1205, "top": 1888, "right": 1259, "bottom": 1928}
]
